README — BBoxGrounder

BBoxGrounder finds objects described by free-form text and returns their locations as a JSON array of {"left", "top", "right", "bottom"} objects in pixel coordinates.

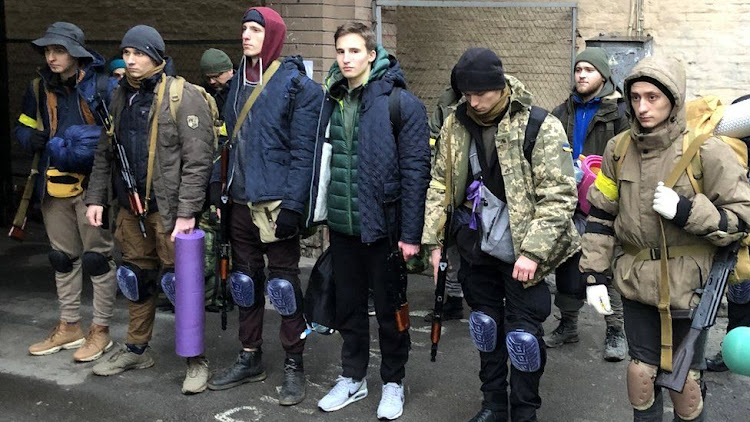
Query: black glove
[
  {"left": 208, "top": 182, "right": 222, "bottom": 208},
  {"left": 28, "top": 129, "right": 49, "bottom": 152},
  {"left": 275, "top": 208, "right": 301, "bottom": 239}
]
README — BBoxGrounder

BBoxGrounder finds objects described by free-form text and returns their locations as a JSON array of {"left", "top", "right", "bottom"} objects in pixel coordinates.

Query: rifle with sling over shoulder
[
  {"left": 430, "top": 203, "right": 452, "bottom": 361},
  {"left": 655, "top": 241, "right": 741, "bottom": 392},
  {"left": 95, "top": 95, "right": 147, "bottom": 237}
]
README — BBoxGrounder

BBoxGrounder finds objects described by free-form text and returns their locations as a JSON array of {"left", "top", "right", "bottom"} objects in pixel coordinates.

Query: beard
[{"left": 576, "top": 79, "right": 604, "bottom": 98}]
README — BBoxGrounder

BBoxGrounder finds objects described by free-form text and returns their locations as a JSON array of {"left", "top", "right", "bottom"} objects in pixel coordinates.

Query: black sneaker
[
  {"left": 468, "top": 407, "right": 507, "bottom": 422},
  {"left": 279, "top": 356, "right": 306, "bottom": 405},
  {"left": 208, "top": 349, "right": 267, "bottom": 390},
  {"left": 706, "top": 350, "right": 729, "bottom": 372}
]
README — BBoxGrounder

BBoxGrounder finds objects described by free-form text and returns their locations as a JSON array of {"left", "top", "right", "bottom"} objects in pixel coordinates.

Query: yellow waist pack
[{"left": 46, "top": 168, "right": 85, "bottom": 198}]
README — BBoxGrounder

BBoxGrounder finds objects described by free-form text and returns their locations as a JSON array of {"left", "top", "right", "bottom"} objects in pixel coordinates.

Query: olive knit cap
[
  {"left": 200, "top": 48, "right": 233, "bottom": 75},
  {"left": 575, "top": 47, "right": 611, "bottom": 80}
]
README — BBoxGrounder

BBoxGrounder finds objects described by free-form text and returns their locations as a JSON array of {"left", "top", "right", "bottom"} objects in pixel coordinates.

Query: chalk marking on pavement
[{"left": 214, "top": 406, "right": 263, "bottom": 422}]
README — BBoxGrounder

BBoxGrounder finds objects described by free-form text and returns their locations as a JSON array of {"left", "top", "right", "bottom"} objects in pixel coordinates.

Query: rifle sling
[{"left": 230, "top": 60, "right": 281, "bottom": 142}]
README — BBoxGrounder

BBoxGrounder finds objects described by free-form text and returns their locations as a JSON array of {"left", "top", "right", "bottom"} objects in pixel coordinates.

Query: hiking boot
[
  {"left": 208, "top": 349, "right": 266, "bottom": 391},
  {"left": 706, "top": 350, "right": 729, "bottom": 372},
  {"left": 73, "top": 323, "right": 114, "bottom": 362},
  {"left": 423, "top": 296, "right": 464, "bottom": 322},
  {"left": 279, "top": 355, "right": 305, "bottom": 405},
  {"left": 318, "top": 376, "right": 368, "bottom": 412},
  {"left": 468, "top": 408, "right": 508, "bottom": 422},
  {"left": 543, "top": 312, "right": 579, "bottom": 348},
  {"left": 29, "top": 320, "right": 85, "bottom": 356},
  {"left": 377, "top": 382, "right": 404, "bottom": 420},
  {"left": 182, "top": 356, "right": 210, "bottom": 395},
  {"left": 92, "top": 345, "right": 154, "bottom": 376},
  {"left": 603, "top": 325, "right": 627, "bottom": 362}
]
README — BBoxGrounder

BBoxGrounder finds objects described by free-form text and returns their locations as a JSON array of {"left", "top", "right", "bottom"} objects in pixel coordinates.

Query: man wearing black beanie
[
  {"left": 423, "top": 48, "right": 580, "bottom": 422},
  {"left": 86, "top": 24, "right": 215, "bottom": 395}
]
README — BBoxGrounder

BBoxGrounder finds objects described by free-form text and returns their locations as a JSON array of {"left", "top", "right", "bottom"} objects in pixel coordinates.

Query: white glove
[
  {"left": 653, "top": 182, "right": 679, "bottom": 220},
  {"left": 586, "top": 284, "right": 613, "bottom": 315}
]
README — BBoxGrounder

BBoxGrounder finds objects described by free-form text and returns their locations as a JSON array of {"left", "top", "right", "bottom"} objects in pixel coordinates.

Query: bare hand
[
  {"left": 398, "top": 241, "right": 420, "bottom": 261},
  {"left": 170, "top": 217, "right": 196, "bottom": 242},
  {"left": 512, "top": 255, "right": 538, "bottom": 282},
  {"left": 431, "top": 247, "right": 441, "bottom": 286},
  {"left": 86, "top": 205, "right": 104, "bottom": 227}
]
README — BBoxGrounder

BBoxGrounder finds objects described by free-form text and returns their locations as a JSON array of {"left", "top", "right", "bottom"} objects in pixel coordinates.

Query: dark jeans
[
  {"left": 329, "top": 231, "right": 410, "bottom": 383},
  {"left": 229, "top": 203, "right": 305, "bottom": 355},
  {"left": 728, "top": 299, "right": 750, "bottom": 332},
  {"left": 459, "top": 256, "right": 551, "bottom": 422}
]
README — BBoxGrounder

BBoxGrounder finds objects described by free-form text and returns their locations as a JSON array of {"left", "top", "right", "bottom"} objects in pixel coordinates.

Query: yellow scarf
[
  {"left": 125, "top": 61, "right": 166, "bottom": 90},
  {"left": 466, "top": 86, "right": 511, "bottom": 127}
]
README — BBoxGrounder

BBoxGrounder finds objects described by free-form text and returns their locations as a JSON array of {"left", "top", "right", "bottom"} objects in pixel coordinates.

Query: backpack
[
  {"left": 167, "top": 76, "right": 223, "bottom": 149},
  {"left": 612, "top": 96, "right": 750, "bottom": 284}
]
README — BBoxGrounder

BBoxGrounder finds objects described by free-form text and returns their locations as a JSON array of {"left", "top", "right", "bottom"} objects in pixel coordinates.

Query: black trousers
[
  {"left": 459, "top": 256, "right": 551, "bottom": 422},
  {"left": 330, "top": 231, "right": 410, "bottom": 383},
  {"left": 728, "top": 299, "right": 750, "bottom": 332}
]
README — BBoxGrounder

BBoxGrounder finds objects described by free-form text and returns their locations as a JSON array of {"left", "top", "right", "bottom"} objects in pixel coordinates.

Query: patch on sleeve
[{"left": 187, "top": 115, "right": 199, "bottom": 129}]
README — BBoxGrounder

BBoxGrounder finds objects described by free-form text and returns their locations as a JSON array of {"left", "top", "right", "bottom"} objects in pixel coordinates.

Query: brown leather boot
[
  {"left": 29, "top": 320, "right": 85, "bottom": 356},
  {"left": 73, "top": 323, "right": 114, "bottom": 362}
]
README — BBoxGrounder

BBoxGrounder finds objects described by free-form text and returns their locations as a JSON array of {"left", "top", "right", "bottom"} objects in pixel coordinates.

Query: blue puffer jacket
[
  {"left": 216, "top": 55, "right": 324, "bottom": 214},
  {"left": 14, "top": 50, "right": 116, "bottom": 200},
  {"left": 307, "top": 51, "right": 431, "bottom": 244}
]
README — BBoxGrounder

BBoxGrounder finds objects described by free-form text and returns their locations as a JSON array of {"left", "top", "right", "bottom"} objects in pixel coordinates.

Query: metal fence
[{"left": 373, "top": 1, "right": 577, "bottom": 113}]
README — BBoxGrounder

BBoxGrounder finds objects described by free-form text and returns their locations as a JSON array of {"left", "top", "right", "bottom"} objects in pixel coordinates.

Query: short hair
[{"left": 334, "top": 22, "right": 377, "bottom": 53}]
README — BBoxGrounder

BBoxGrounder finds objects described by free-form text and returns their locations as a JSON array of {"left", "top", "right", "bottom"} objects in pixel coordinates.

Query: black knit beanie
[
  {"left": 452, "top": 48, "right": 506, "bottom": 93},
  {"left": 243, "top": 9, "right": 265, "bottom": 27},
  {"left": 121, "top": 25, "right": 165, "bottom": 65},
  {"left": 628, "top": 76, "right": 675, "bottom": 106}
]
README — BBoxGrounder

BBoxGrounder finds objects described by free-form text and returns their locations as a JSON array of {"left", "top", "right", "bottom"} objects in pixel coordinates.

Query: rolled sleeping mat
[
  {"left": 577, "top": 154, "right": 602, "bottom": 215},
  {"left": 175, "top": 229, "right": 206, "bottom": 358},
  {"left": 715, "top": 97, "right": 750, "bottom": 139}
]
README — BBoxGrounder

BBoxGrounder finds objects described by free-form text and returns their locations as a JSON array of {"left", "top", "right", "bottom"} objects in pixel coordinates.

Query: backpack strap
[
  {"left": 613, "top": 100, "right": 628, "bottom": 134},
  {"left": 168, "top": 76, "right": 186, "bottom": 124},
  {"left": 287, "top": 75, "right": 303, "bottom": 120},
  {"left": 523, "top": 106, "right": 548, "bottom": 163},
  {"left": 389, "top": 87, "right": 403, "bottom": 144},
  {"left": 612, "top": 130, "right": 632, "bottom": 179},
  {"left": 32, "top": 77, "right": 45, "bottom": 131},
  {"left": 144, "top": 73, "right": 169, "bottom": 213},
  {"left": 664, "top": 132, "right": 712, "bottom": 190}
]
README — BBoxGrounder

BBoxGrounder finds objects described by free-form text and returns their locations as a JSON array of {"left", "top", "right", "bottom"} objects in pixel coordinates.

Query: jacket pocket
[{"left": 266, "top": 149, "right": 290, "bottom": 166}]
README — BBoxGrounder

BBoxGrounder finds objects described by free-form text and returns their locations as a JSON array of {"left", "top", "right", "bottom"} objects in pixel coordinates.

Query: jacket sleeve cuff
[
  {"left": 521, "top": 251, "right": 542, "bottom": 264},
  {"left": 582, "top": 272, "right": 608, "bottom": 286},
  {"left": 672, "top": 195, "right": 692, "bottom": 228}
]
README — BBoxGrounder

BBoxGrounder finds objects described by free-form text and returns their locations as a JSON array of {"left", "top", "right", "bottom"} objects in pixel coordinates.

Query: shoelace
[
  {"left": 188, "top": 358, "right": 208, "bottom": 377},
  {"left": 381, "top": 384, "right": 402, "bottom": 407}
]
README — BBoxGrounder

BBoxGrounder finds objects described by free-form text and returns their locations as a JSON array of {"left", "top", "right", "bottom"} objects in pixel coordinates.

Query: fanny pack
[
  {"left": 248, "top": 199, "right": 285, "bottom": 243},
  {"left": 46, "top": 167, "right": 85, "bottom": 198}
]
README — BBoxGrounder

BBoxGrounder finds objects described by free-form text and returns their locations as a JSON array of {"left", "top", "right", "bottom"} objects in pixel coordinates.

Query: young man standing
[
  {"left": 16, "top": 22, "right": 117, "bottom": 364},
  {"left": 580, "top": 56, "right": 750, "bottom": 422},
  {"left": 423, "top": 48, "right": 580, "bottom": 422},
  {"left": 200, "top": 48, "right": 234, "bottom": 116},
  {"left": 309, "top": 22, "right": 430, "bottom": 420},
  {"left": 546, "top": 47, "right": 629, "bottom": 361},
  {"left": 85, "top": 25, "right": 215, "bottom": 394},
  {"left": 206, "top": 7, "right": 323, "bottom": 407}
]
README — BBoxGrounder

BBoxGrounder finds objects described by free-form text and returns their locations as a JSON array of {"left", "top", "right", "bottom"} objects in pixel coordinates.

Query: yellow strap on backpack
[{"left": 144, "top": 74, "right": 169, "bottom": 213}]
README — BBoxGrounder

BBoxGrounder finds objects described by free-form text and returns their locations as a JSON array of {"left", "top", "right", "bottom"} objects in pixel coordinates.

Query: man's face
[
  {"left": 463, "top": 89, "right": 505, "bottom": 114},
  {"left": 112, "top": 68, "right": 126, "bottom": 80},
  {"left": 123, "top": 47, "right": 157, "bottom": 78},
  {"left": 335, "top": 33, "right": 376, "bottom": 86},
  {"left": 574, "top": 61, "right": 605, "bottom": 98},
  {"left": 205, "top": 69, "right": 234, "bottom": 91},
  {"left": 242, "top": 22, "right": 265, "bottom": 58},
  {"left": 44, "top": 45, "right": 77, "bottom": 78},
  {"left": 630, "top": 81, "right": 673, "bottom": 129}
]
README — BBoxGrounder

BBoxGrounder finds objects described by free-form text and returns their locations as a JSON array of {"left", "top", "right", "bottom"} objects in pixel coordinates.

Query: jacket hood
[
  {"left": 506, "top": 74, "right": 534, "bottom": 114},
  {"left": 624, "top": 55, "right": 686, "bottom": 142},
  {"left": 325, "top": 45, "right": 404, "bottom": 98},
  {"left": 244, "top": 7, "right": 286, "bottom": 82}
]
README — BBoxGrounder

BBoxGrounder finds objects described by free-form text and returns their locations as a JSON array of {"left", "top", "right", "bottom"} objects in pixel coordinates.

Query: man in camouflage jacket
[{"left": 422, "top": 48, "right": 579, "bottom": 422}]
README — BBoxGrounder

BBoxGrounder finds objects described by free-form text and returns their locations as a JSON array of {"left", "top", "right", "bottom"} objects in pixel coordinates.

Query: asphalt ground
[{"left": 1, "top": 222, "right": 749, "bottom": 422}]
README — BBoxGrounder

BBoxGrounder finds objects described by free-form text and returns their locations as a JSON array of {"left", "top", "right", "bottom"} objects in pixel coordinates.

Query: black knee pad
[
  {"left": 82, "top": 252, "right": 111, "bottom": 276},
  {"left": 48, "top": 250, "right": 76, "bottom": 273}
]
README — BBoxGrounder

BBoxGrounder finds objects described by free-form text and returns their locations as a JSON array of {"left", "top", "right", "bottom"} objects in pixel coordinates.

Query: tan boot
[
  {"left": 29, "top": 321, "right": 85, "bottom": 356},
  {"left": 73, "top": 324, "right": 114, "bottom": 362}
]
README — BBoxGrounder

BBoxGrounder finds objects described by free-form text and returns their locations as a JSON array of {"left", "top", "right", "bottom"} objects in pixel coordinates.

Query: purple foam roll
[{"left": 175, "top": 229, "right": 206, "bottom": 357}]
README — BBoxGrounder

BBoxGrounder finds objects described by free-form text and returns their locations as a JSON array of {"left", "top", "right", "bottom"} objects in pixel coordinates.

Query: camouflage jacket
[{"left": 422, "top": 76, "right": 581, "bottom": 286}]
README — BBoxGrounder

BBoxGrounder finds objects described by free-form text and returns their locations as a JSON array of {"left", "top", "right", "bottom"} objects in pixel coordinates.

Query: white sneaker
[
  {"left": 377, "top": 382, "right": 404, "bottom": 420},
  {"left": 182, "top": 356, "right": 209, "bottom": 395},
  {"left": 318, "top": 376, "right": 368, "bottom": 412}
]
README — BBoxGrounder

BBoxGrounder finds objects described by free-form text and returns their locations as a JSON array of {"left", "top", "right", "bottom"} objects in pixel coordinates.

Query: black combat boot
[
  {"left": 603, "top": 325, "right": 628, "bottom": 362},
  {"left": 278, "top": 354, "right": 306, "bottom": 405},
  {"left": 207, "top": 348, "right": 267, "bottom": 390},
  {"left": 705, "top": 350, "right": 729, "bottom": 372},
  {"left": 468, "top": 408, "right": 507, "bottom": 422},
  {"left": 423, "top": 296, "right": 465, "bottom": 322}
]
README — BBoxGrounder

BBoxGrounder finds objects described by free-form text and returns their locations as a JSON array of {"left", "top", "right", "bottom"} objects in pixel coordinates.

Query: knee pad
[
  {"left": 229, "top": 271, "right": 255, "bottom": 307},
  {"left": 627, "top": 359, "right": 658, "bottom": 410},
  {"left": 81, "top": 252, "right": 111, "bottom": 276},
  {"left": 728, "top": 281, "right": 750, "bottom": 305},
  {"left": 117, "top": 263, "right": 151, "bottom": 302},
  {"left": 506, "top": 330, "right": 542, "bottom": 372},
  {"left": 469, "top": 311, "right": 497, "bottom": 352},
  {"left": 267, "top": 277, "right": 297, "bottom": 316},
  {"left": 160, "top": 270, "right": 176, "bottom": 306},
  {"left": 48, "top": 250, "right": 75, "bottom": 273},
  {"left": 670, "top": 370, "right": 704, "bottom": 420}
]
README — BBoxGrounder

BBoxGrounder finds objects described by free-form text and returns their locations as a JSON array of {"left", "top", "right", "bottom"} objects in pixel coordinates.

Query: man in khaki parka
[{"left": 579, "top": 56, "right": 750, "bottom": 422}]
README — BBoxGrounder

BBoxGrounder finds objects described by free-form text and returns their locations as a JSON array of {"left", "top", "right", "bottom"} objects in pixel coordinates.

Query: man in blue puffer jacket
[
  {"left": 207, "top": 7, "right": 323, "bottom": 406},
  {"left": 14, "top": 22, "right": 117, "bottom": 364},
  {"left": 309, "top": 22, "right": 430, "bottom": 420}
]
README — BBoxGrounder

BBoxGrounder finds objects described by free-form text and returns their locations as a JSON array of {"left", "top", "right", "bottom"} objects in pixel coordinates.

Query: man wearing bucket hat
[
  {"left": 422, "top": 47, "right": 579, "bottom": 422},
  {"left": 546, "top": 47, "right": 629, "bottom": 361},
  {"left": 85, "top": 25, "right": 215, "bottom": 394},
  {"left": 15, "top": 22, "right": 118, "bottom": 364}
]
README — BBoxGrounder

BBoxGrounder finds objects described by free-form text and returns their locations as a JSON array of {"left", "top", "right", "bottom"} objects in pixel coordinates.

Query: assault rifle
[
  {"left": 8, "top": 153, "right": 41, "bottom": 241},
  {"left": 384, "top": 203, "right": 410, "bottom": 333},
  {"left": 95, "top": 96, "right": 147, "bottom": 237},
  {"left": 431, "top": 204, "right": 453, "bottom": 362},
  {"left": 655, "top": 241, "right": 740, "bottom": 392},
  {"left": 217, "top": 142, "right": 231, "bottom": 330}
]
